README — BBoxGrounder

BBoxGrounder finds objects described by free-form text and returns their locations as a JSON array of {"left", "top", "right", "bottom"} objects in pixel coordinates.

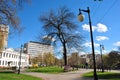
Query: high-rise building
[
  {"left": 0, "top": 24, "right": 9, "bottom": 51},
  {"left": 24, "top": 41, "right": 54, "bottom": 57},
  {"left": 24, "top": 41, "right": 54, "bottom": 65}
]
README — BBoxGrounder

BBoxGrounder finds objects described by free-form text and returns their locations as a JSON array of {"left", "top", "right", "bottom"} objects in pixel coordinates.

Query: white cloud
[
  {"left": 112, "top": 48, "right": 118, "bottom": 51},
  {"left": 83, "top": 42, "right": 99, "bottom": 48},
  {"left": 96, "top": 36, "right": 109, "bottom": 41},
  {"left": 69, "top": 48, "right": 78, "bottom": 53},
  {"left": 82, "top": 24, "right": 96, "bottom": 32},
  {"left": 97, "top": 23, "right": 108, "bottom": 32},
  {"left": 94, "top": 43, "right": 100, "bottom": 48},
  {"left": 82, "top": 24, "right": 90, "bottom": 32},
  {"left": 82, "top": 23, "right": 108, "bottom": 33},
  {"left": 79, "top": 51, "right": 86, "bottom": 55},
  {"left": 113, "top": 41, "right": 120, "bottom": 47},
  {"left": 43, "top": 35, "right": 55, "bottom": 42},
  {"left": 75, "top": 31, "right": 81, "bottom": 34}
]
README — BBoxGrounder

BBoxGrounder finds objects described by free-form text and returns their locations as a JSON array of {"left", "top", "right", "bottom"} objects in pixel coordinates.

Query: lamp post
[
  {"left": 78, "top": 7, "right": 98, "bottom": 80},
  {"left": 100, "top": 44, "right": 104, "bottom": 72},
  {"left": 18, "top": 45, "right": 23, "bottom": 74}
]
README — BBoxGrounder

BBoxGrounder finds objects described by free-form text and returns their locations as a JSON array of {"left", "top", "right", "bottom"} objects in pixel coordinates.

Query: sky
[{"left": 8, "top": 0, "right": 120, "bottom": 54}]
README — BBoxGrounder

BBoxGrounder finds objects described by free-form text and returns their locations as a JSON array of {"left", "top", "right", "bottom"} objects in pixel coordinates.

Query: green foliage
[
  {"left": 43, "top": 52, "right": 55, "bottom": 66},
  {"left": 0, "top": 72, "right": 42, "bottom": 80},
  {"left": 27, "top": 66, "right": 64, "bottom": 73},
  {"left": 103, "top": 51, "right": 120, "bottom": 69},
  {"left": 83, "top": 71, "right": 120, "bottom": 80}
]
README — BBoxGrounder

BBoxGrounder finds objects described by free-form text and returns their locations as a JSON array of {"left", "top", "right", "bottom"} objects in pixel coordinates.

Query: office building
[{"left": 24, "top": 41, "right": 54, "bottom": 57}]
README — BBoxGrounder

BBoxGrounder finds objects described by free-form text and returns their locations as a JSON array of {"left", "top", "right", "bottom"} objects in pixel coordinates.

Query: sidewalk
[
  {"left": 22, "top": 69, "right": 120, "bottom": 80},
  {"left": 22, "top": 69, "right": 92, "bottom": 80}
]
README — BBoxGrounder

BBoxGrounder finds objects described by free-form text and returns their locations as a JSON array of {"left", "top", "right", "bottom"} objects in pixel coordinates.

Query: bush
[{"left": 27, "top": 66, "right": 64, "bottom": 73}]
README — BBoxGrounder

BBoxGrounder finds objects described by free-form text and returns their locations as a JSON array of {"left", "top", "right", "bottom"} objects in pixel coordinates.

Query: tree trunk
[{"left": 63, "top": 43, "right": 67, "bottom": 66}]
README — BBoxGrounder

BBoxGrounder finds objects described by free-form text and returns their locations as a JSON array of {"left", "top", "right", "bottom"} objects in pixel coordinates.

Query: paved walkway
[
  {"left": 22, "top": 69, "right": 120, "bottom": 80},
  {"left": 22, "top": 69, "right": 92, "bottom": 80}
]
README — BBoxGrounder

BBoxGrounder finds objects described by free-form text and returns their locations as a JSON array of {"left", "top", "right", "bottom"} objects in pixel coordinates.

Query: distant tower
[{"left": 0, "top": 24, "right": 9, "bottom": 51}]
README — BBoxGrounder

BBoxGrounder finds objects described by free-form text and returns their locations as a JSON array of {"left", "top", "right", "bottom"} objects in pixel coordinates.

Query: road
[{"left": 22, "top": 69, "right": 92, "bottom": 80}]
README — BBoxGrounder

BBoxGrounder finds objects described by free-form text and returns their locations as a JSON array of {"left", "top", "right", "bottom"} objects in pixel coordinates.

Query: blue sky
[{"left": 8, "top": 0, "right": 120, "bottom": 54}]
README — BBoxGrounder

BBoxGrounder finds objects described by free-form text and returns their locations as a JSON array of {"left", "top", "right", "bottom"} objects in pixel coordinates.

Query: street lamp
[
  {"left": 18, "top": 45, "right": 23, "bottom": 74},
  {"left": 100, "top": 44, "right": 104, "bottom": 72},
  {"left": 78, "top": 7, "right": 98, "bottom": 80}
]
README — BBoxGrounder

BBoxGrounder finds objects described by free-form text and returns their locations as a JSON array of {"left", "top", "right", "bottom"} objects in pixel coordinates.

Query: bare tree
[
  {"left": 0, "top": 0, "right": 30, "bottom": 33},
  {"left": 39, "top": 6, "right": 84, "bottom": 66},
  {"left": 68, "top": 52, "right": 79, "bottom": 66},
  {"left": 118, "top": 46, "right": 120, "bottom": 52}
]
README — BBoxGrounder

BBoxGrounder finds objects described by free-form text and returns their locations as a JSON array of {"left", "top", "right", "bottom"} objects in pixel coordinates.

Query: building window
[
  {"left": 0, "top": 60, "right": 1, "bottom": 65},
  {"left": 9, "top": 54, "right": 11, "bottom": 58},
  {"left": 5, "top": 61, "right": 7, "bottom": 65},
  {"left": 16, "top": 62, "right": 17, "bottom": 65},
  {"left": 6, "top": 53, "right": 8, "bottom": 57},
  {"left": 2, "top": 61, "right": 4, "bottom": 65},
  {"left": 0, "top": 54, "right": 2, "bottom": 58},
  {"left": 12, "top": 54, "right": 14, "bottom": 58},
  {"left": 14, "top": 61, "right": 15, "bottom": 65},
  {"left": 3, "top": 53, "right": 5, "bottom": 57}
]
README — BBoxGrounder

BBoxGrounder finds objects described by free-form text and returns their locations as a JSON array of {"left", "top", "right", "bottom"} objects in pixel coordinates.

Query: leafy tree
[
  {"left": 54, "top": 57, "right": 60, "bottom": 66},
  {"left": 43, "top": 52, "right": 55, "bottom": 66},
  {"left": 39, "top": 6, "right": 84, "bottom": 66},
  {"left": 103, "top": 51, "right": 120, "bottom": 69},
  {"left": 108, "top": 51, "right": 120, "bottom": 65},
  {"left": 102, "top": 54, "right": 109, "bottom": 69},
  {"left": 31, "top": 56, "right": 39, "bottom": 64}
]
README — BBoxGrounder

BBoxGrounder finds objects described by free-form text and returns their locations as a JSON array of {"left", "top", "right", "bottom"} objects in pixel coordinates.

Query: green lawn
[
  {"left": 0, "top": 72, "right": 42, "bottom": 80},
  {"left": 83, "top": 71, "right": 120, "bottom": 80},
  {"left": 27, "top": 66, "right": 64, "bottom": 73}
]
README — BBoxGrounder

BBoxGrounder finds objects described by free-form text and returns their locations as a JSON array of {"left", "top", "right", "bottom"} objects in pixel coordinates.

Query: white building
[
  {"left": 0, "top": 48, "right": 29, "bottom": 68},
  {"left": 24, "top": 41, "right": 54, "bottom": 57}
]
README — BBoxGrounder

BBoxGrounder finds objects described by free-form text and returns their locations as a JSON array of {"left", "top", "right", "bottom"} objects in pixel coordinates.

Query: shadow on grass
[
  {"left": 98, "top": 72, "right": 120, "bottom": 79},
  {"left": 83, "top": 71, "right": 120, "bottom": 80},
  {"left": 0, "top": 70, "right": 15, "bottom": 73}
]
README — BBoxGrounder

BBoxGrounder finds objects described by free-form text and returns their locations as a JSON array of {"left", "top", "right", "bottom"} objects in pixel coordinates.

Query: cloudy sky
[{"left": 8, "top": 0, "right": 120, "bottom": 54}]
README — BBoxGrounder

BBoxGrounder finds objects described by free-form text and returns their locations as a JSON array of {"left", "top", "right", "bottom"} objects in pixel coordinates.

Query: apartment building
[{"left": 0, "top": 48, "right": 29, "bottom": 68}]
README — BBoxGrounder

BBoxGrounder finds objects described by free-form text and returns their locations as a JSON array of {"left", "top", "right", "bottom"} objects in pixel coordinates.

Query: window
[
  {"left": 12, "top": 54, "right": 14, "bottom": 58},
  {"left": 9, "top": 54, "right": 11, "bottom": 58},
  {"left": 5, "top": 61, "right": 7, "bottom": 65},
  {"left": 0, "top": 54, "right": 2, "bottom": 58},
  {"left": 0, "top": 60, "right": 1, "bottom": 65},
  {"left": 6, "top": 53, "right": 8, "bottom": 57},
  {"left": 3, "top": 53, "right": 5, "bottom": 57},
  {"left": 2, "top": 61, "right": 4, "bottom": 65},
  {"left": 16, "top": 62, "right": 17, "bottom": 65},
  {"left": 13, "top": 61, "right": 15, "bottom": 65}
]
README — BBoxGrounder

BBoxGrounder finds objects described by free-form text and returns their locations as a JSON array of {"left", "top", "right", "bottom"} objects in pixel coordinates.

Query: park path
[{"left": 22, "top": 69, "right": 92, "bottom": 80}]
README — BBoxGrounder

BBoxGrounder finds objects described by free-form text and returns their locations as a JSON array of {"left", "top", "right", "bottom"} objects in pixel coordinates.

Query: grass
[
  {"left": 27, "top": 66, "right": 64, "bottom": 73},
  {"left": 83, "top": 71, "right": 120, "bottom": 80},
  {"left": 0, "top": 72, "right": 42, "bottom": 80}
]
